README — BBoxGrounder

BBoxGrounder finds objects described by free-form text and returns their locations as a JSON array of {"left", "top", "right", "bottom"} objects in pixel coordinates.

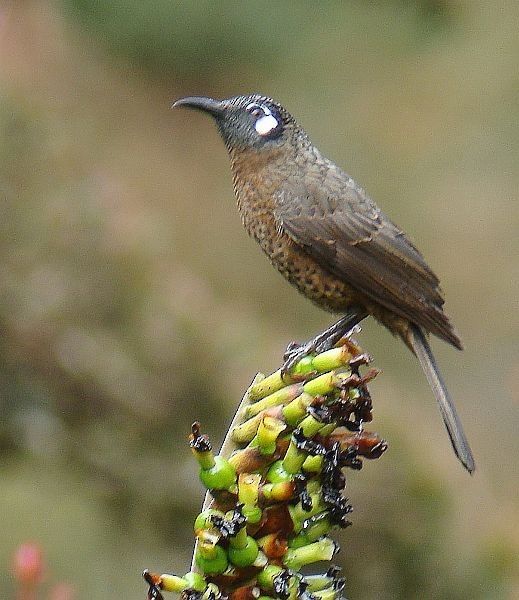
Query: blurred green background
[{"left": 0, "top": 1, "right": 518, "bottom": 598}]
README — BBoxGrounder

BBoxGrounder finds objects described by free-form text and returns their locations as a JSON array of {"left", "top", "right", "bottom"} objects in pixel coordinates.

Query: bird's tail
[{"left": 408, "top": 324, "right": 475, "bottom": 474}]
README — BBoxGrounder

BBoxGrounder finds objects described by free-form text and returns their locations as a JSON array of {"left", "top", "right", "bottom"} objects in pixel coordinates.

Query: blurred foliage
[
  {"left": 0, "top": 90, "right": 228, "bottom": 532},
  {"left": 61, "top": 0, "right": 318, "bottom": 83},
  {"left": 345, "top": 464, "right": 517, "bottom": 599},
  {"left": 61, "top": 0, "right": 458, "bottom": 83},
  {"left": 1, "top": 1, "right": 518, "bottom": 598}
]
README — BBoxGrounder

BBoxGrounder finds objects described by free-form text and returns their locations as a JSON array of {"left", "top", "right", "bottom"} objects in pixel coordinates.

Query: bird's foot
[
  {"left": 281, "top": 339, "right": 329, "bottom": 377},
  {"left": 281, "top": 308, "right": 368, "bottom": 378}
]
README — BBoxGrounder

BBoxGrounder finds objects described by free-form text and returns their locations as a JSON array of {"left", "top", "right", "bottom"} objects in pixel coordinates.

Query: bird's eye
[
  {"left": 249, "top": 106, "right": 264, "bottom": 118},
  {"left": 245, "top": 102, "right": 281, "bottom": 137}
]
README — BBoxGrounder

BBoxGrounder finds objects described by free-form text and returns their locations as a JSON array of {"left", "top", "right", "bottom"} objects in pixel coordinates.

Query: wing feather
[{"left": 274, "top": 167, "right": 460, "bottom": 346}]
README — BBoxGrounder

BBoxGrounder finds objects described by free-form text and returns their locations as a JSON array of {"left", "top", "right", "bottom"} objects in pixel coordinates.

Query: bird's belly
[
  {"left": 263, "top": 230, "right": 414, "bottom": 342},
  {"left": 275, "top": 250, "right": 358, "bottom": 312},
  {"left": 250, "top": 220, "right": 358, "bottom": 312}
]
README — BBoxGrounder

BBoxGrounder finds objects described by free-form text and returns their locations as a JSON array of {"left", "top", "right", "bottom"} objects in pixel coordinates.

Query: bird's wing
[{"left": 274, "top": 166, "right": 460, "bottom": 347}]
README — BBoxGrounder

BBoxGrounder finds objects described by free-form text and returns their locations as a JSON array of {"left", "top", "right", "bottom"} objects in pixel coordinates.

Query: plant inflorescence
[{"left": 143, "top": 335, "right": 387, "bottom": 600}]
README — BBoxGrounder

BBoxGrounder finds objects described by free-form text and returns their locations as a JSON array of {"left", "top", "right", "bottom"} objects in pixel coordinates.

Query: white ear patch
[
  {"left": 246, "top": 102, "right": 280, "bottom": 136},
  {"left": 255, "top": 114, "right": 279, "bottom": 136}
]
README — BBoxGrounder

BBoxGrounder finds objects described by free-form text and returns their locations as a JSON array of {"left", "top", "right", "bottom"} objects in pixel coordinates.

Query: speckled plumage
[
  {"left": 230, "top": 146, "right": 359, "bottom": 311},
  {"left": 174, "top": 93, "right": 474, "bottom": 473},
  {"left": 228, "top": 129, "right": 460, "bottom": 352}
]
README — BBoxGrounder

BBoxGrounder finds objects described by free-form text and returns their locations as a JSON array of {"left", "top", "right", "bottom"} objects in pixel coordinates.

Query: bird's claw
[
  {"left": 283, "top": 341, "right": 301, "bottom": 361},
  {"left": 281, "top": 312, "right": 366, "bottom": 378},
  {"left": 281, "top": 339, "right": 325, "bottom": 378}
]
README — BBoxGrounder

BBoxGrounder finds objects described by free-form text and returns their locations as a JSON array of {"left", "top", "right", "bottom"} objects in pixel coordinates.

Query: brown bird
[{"left": 174, "top": 94, "right": 475, "bottom": 473}]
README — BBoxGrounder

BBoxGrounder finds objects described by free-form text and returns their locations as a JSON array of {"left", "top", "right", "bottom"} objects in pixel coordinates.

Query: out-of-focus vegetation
[
  {"left": 0, "top": 1, "right": 518, "bottom": 598},
  {"left": 61, "top": 0, "right": 312, "bottom": 81},
  {"left": 11, "top": 541, "right": 75, "bottom": 600}
]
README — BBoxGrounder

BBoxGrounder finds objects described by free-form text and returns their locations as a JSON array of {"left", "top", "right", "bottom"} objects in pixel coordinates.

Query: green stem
[
  {"left": 159, "top": 571, "right": 207, "bottom": 593},
  {"left": 302, "top": 371, "right": 338, "bottom": 397},
  {"left": 283, "top": 537, "right": 338, "bottom": 571},
  {"left": 159, "top": 574, "right": 189, "bottom": 592},
  {"left": 302, "top": 454, "right": 323, "bottom": 472},
  {"left": 246, "top": 383, "right": 303, "bottom": 418},
  {"left": 281, "top": 439, "right": 307, "bottom": 474},
  {"left": 238, "top": 473, "right": 262, "bottom": 523},
  {"left": 256, "top": 565, "right": 284, "bottom": 591},
  {"left": 298, "top": 413, "right": 326, "bottom": 438},
  {"left": 282, "top": 392, "right": 314, "bottom": 426},
  {"left": 310, "top": 344, "right": 354, "bottom": 371},
  {"left": 255, "top": 415, "right": 286, "bottom": 455},
  {"left": 288, "top": 494, "right": 326, "bottom": 532},
  {"left": 312, "top": 587, "right": 343, "bottom": 600},
  {"left": 229, "top": 525, "right": 248, "bottom": 549},
  {"left": 247, "top": 370, "right": 288, "bottom": 402},
  {"left": 231, "top": 412, "right": 264, "bottom": 444},
  {"left": 289, "top": 515, "right": 333, "bottom": 548},
  {"left": 305, "top": 572, "right": 338, "bottom": 592},
  {"left": 247, "top": 342, "right": 357, "bottom": 402}
]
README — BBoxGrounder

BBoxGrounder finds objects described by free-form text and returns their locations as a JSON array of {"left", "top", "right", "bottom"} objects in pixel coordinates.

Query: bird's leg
[{"left": 282, "top": 307, "right": 369, "bottom": 375}]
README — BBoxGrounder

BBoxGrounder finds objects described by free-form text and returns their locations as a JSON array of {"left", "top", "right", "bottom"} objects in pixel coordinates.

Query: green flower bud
[
  {"left": 199, "top": 455, "right": 236, "bottom": 490},
  {"left": 256, "top": 564, "right": 284, "bottom": 590},
  {"left": 266, "top": 460, "right": 292, "bottom": 483},
  {"left": 228, "top": 535, "right": 259, "bottom": 567},
  {"left": 183, "top": 571, "right": 206, "bottom": 591},
  {"left": 195, "top": 542, "right": 228, "bottom": 575},
  {"left": 194, "top": 509, "right": 225, "bottom": 532}
]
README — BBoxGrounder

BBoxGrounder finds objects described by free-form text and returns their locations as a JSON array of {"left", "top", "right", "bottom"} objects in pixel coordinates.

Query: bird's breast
[{"left": 231, "top": 160, "right": 358, "bottom": 312}]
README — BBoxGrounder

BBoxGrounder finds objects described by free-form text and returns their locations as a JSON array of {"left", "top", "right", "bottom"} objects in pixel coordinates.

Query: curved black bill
[{"left": 172, "top": 96, "right": 224, "bottom": 117}]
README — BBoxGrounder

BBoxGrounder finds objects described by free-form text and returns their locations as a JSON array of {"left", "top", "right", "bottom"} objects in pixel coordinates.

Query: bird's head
[{"left": 173, "top": 94, "right": 303, "bottom": 154}]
